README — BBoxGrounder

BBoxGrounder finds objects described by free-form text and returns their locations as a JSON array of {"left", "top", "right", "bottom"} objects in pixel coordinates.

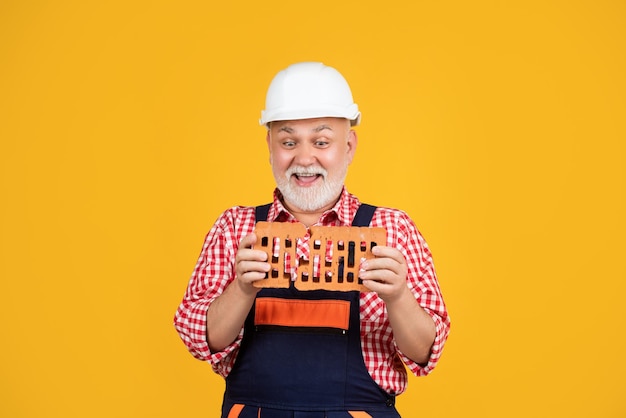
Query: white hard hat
[{"left": 260, "top": 62, "right": 361, "bottom": 127}]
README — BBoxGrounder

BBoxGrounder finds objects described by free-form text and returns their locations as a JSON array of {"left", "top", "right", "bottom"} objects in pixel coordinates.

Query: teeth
[{"left": 287, "top": 166, "right": 327, "bottom": 178}]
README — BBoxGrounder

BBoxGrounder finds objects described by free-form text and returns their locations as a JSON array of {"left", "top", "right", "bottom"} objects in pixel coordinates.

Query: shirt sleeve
[
  {"left": 390, "top": 211, "right": 451, "bottom": 376},
  {"left": 173, "top": 207, "right": 255, "bottom": 377}
]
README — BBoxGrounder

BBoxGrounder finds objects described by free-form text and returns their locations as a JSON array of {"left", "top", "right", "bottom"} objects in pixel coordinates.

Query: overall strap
[
  {"left": 352, "top": 203, "right": 377, "bottom": 227},
  {"left": 255, "top": 203, "right": 272, "bottom": 222}
]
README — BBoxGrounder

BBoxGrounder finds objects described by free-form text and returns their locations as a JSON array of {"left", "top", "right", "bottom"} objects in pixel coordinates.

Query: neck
[
  {"left": 283, "top": 199, "right": 338, "bottom": 227},
  {"left": 287, "top": 209, "right": 325, "bottom": 227}
]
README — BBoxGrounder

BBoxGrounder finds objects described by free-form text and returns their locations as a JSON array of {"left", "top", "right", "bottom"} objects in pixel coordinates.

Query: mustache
[{"left": 285, "top": 165, "right": 328, "bottom": 177}]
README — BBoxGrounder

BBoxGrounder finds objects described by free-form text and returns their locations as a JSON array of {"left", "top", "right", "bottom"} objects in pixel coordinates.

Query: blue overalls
[{"left": 221, "top": 204, "right": 400, "bottom": 418}]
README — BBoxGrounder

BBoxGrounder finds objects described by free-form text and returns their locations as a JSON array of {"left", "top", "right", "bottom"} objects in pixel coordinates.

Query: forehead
[{"left": 270, "top": 117, "right": 349, "bottom": 133}]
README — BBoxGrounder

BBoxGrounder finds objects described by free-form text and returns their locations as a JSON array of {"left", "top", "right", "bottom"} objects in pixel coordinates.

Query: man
[{"left": 174, "top": 62, "right": 450, "bottom": 418}]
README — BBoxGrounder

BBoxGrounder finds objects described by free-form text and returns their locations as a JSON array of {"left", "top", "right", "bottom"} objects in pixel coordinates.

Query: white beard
[{"left": 274, "top": 164, "right": 347, "bottom": 212}]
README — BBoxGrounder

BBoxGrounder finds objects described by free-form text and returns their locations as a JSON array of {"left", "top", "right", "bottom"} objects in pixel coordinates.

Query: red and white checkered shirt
[{"left": 174, "top": 188, "right": 450, "bottom": 395}]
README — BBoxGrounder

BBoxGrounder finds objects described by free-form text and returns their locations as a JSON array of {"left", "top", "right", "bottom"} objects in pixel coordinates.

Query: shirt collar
[{"left": 268, "top": 187, "right": 360, "bottom": 226}]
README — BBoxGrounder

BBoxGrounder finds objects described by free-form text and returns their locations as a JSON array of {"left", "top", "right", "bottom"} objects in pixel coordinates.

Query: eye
[
  {"left": 314, "top": 139, "right": 330, "bottom": 147},
  {"left": 282, "top": 140, "right": 296, "bottom": 148}
]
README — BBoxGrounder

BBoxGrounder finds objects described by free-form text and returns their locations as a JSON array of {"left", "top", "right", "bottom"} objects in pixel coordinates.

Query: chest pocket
[{"left": 255, "top": 297, "right": 350, "bottom": 332}]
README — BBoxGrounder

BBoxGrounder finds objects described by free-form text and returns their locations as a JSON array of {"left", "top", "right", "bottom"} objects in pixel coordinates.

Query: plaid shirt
[{"left": 174, "top": 188, "right": 450, "bottom": 395}]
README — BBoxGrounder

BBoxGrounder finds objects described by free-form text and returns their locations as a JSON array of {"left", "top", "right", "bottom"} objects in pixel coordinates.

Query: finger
[
  {"left": 361, "top": 257, "right": 403, "bottom": 276},
  {"left": 361, "top": 278, "right": 393, "bottom": 294},
  {"left": 238, "top": 233, "right": 258, "bottom": 250},
  {"left": 239, "top": 269, "right": 269, "bottom": 282},
  {"left": 237, "top": 233, "right": 268, "bottom": 263},
  {"left": 237, "top": 248, "right": 269, "bottom": 263},
  {"left": 236, "top": 259, "right": 271, "bottom": 289},
  {"left": 359, "top": 268, "right": 396, "bottom": 284},
  {"left": 372, "top": 245, "right": 406, "bottom": 265},
  {"left": 238, "top": 259, "right": 270, "bottom": 274}
]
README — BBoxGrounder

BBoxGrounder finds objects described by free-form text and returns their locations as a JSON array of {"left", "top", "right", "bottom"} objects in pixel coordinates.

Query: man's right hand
[
  {"left": 206, "top": 233, "right": 271, "bottom": 352},
  {"left": 234, "top": 233, "right": 271, "bottom": 295}
]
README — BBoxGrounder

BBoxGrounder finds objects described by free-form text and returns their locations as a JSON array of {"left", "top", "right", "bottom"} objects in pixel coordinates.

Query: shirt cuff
[
  {"left": 207, "top": 330, "right": 244, "bottom": 377},
  {"left": 397, "top": 309, "right": 449, "bottom": 377}
]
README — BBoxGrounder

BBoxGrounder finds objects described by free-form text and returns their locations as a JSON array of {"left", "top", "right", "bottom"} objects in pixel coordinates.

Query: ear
[
  {"left": 266, "top": 130, "right": 272, "bottom": 164},
  {"left": 346, "top": 129, "right": 357, "bottom": 164}
]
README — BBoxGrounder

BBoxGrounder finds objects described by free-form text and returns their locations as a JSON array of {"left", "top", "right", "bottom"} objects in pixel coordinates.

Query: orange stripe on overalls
[
  {"left": 226, "top": 403, "right": 244, "bottom": 418},
  {"left": 349, "top": 412, "right": 373, "bottom": 418}
]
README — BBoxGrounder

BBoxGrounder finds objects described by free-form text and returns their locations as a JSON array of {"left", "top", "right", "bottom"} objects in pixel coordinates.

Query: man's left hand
[{"left": 359, "top": 246, "right": 410, "bottom": 303}]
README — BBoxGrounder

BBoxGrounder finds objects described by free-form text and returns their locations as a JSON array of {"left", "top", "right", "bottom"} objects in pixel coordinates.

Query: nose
[{"left": 293, "top": 143, "right": 318, "bottom": 166}]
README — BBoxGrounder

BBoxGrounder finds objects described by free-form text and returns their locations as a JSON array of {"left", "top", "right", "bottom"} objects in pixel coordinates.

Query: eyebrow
[
  {"left": 312, "top": 124, "right": 332, "bottom": 133},
  {"left": 277, "top": 124, "right": 333, "bottom": 134}
]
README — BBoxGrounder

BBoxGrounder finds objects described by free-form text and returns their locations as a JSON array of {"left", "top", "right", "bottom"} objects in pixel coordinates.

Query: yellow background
[{"left": 1, "top": 1, "right": 624, "bottom": 417}]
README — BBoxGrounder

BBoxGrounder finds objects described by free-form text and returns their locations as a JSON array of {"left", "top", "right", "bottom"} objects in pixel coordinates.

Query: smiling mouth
[{"left": 293, "top": 173, "right": 322, "bottom": 185}]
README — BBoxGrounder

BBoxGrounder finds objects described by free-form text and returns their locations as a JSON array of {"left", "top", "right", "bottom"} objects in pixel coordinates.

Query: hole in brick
[
  {"left": 325, "top": 271, "right": 333, "bottom": 282},
  {"left": 325, "top": 240, "right": 333, "bottom": 263},
  {"left": 338, "top": 256, "right": 345, "bottom": 282},
  {"left": 284, "top": 252, "right": 290, "bottom": 275},
  {"left": 337, "top": 241, "right": 344, "bottom": 251},
  {"left": 347, "top": 272, "right": 354, "bottom": 283},
  {"left": 273, "top": 237, "right": 281, "bottom": 259},
  {"left": 348, "top": 241, "right": 355, "bottom": 268},
  {"left": 261, "top": 236, "right": 269, "bottom": 247},
  {"left": 313, "top": 255, "right": 320, "bottom": 281}
]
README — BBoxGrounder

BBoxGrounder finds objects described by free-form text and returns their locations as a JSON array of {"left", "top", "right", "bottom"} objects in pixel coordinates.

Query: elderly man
[{"left": 174, "top": 62, "right": 450, "bottom": 418}]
